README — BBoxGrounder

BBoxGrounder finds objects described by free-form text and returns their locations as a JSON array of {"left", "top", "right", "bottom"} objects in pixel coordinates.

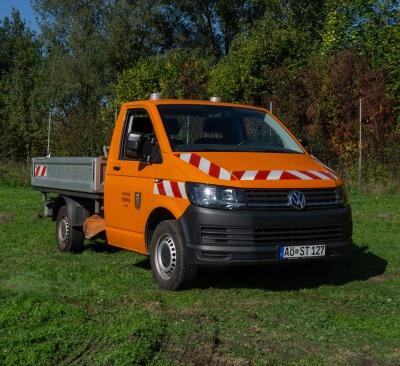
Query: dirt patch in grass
[
  {"left": 377, "top": 212, "right": 396, "bottom": 220},
  {"left": 159, "top": 338, "right": 251, "bottom": 366},
  {"left": 0, "top": 212, "right": 16, "bottom": 224},
  {"left": 367, "top": 275, "right": 386, "bottom": 283},
  {"left": 367, "top": 272, "right": 400, "bottom": 283},
  {"left": 31, "top": 212, "right": 43, "bottom": 220}
]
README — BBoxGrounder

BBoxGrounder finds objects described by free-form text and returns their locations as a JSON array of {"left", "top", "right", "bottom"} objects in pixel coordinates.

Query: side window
[{"left": 120, "top": 109, "right": 155, "bottom": 160}]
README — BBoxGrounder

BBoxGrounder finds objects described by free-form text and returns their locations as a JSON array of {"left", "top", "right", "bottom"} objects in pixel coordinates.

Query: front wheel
[
  {"left": 150, "top": 220, "right": 197, "bottom": 290},
  {"left": 56, "top": 206, "right": 85, "bottom": 253}
]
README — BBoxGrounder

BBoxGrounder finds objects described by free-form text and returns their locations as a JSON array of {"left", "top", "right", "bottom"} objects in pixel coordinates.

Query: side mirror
[
  {"left": 298, "top": 138, "right": 310, "bottom": 153},
  {"left": 125, "top": 132, "right": 146, "bottom": 159},
  {"left": 125, "top": 132, "right": 162, "bottom": 163}
]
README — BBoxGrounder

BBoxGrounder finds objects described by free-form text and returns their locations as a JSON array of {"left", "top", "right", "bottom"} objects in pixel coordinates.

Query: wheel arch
[
  {"left": 145, "top": 207, "right": 176, "bottom": 253},
  {"left": 52, "top": 195, "right": 90, "bottom": 227}
]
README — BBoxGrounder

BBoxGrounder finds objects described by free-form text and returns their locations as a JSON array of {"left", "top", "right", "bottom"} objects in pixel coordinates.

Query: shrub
[{"left": 0, "top": 162, "right": 31, "bottom": 187}]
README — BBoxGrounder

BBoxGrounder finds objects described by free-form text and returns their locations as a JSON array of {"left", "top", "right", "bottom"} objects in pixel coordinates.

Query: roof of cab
[{"left": 122, "top": 95, "right": 266, "bottom": 111}]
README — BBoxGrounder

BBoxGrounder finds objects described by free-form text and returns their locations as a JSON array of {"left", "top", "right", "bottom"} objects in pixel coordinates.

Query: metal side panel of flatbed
[{"left": 31, "top": 156, "right": 107, "bottom": 195}]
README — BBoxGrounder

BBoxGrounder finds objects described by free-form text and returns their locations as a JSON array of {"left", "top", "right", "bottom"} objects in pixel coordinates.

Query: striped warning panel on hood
[
  {"left": 232, "top": 170, "right": 335, "bottom": 181},
  {"left": 310, "top": 156, "right": 339, "bottom": 180},
  {"left": 175, "top": 153, "right": 232, "bottom": 180},
  {"left": 174, "top": 153, "right": 336, "bottom": 181}
]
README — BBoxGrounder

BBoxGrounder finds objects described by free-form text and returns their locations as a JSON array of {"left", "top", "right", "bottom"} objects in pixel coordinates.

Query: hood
[{"left": 171, "top": 152, "right": 342, "bottom": 188}]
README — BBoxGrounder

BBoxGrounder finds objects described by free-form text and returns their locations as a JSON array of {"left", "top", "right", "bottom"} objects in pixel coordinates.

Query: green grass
[{"left": 1, "top": 186, "right": 399, "bottom": 365}]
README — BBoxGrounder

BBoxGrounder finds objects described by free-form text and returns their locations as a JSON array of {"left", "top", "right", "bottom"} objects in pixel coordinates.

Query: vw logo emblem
[{"left": 289, "top": 190, "right": 306, "bottom": 210}]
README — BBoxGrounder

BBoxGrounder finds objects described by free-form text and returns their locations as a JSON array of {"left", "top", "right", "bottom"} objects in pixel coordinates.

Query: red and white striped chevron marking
[
  {"left": 175, "top": 153, "right": 232, "bottom": 180},
  {"left": 311, "top": 156, "right": 339, "bottom": 180},
  {"left": 153, "top": 180, "right": 187, "bottom": 199},
  {"left": 174, "top": 153, "right": 336, "bottom": 181},
  {"left": 232, "top": 170, "right": 334, "bottom": 180},
  {"left": 35, "top": 165, "right": 48, "bottom": 177}
]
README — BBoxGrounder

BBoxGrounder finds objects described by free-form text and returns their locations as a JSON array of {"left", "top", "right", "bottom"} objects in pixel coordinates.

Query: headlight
[
  {"left": 186, "top": 183, "right": 248, "bottom": 210},
  {"left": 336, "top": 185, "right": 349, "bottom": 207}
]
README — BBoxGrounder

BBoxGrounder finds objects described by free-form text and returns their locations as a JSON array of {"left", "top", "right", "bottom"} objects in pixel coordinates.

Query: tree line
[{"left": 1, "top": 0, "right": 399, "bottom": 185}]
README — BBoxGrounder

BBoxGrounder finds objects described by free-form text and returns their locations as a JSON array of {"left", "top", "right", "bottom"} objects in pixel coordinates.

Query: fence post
[
  {"left": 358, "top": 98, "right": 362, "bottom": 190},
  {"left": 47, "top": 110, "right": 52, "bottom": 157}
]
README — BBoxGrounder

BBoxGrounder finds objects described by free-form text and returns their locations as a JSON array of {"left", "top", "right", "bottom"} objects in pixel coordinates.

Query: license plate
[{"left": 279, "top": 245, "right": 326, "bottom": 259}]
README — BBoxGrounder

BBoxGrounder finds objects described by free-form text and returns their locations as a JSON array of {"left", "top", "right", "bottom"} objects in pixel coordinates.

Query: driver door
[{"left": 105, "top": 108, "right": 159, "bottom": 254}]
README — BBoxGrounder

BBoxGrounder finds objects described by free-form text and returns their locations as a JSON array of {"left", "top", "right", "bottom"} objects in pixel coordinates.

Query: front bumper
[{"left": 178, "top": 205, "right": 352, "bottom": 266}]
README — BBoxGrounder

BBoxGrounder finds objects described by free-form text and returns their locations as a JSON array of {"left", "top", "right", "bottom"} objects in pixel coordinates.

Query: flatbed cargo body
[{"left": 32, "top": 156, "right": 106, "bottom": 198}]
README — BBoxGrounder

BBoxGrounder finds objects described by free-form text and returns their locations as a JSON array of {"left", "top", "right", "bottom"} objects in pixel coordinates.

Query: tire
[
  {"left": 150, "top": 220, "right": 197, "bottom": 290},
  {"left": 56, "top": 206, "right": 85, "bottom": 253}
]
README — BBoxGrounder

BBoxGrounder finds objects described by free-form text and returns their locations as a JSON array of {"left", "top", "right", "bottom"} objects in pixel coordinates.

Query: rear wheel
[
  {"left": 150, "top": 220, "right": 197, "bottom": 290},
  {"left": 56, "top": 206, "right": 85, "bottom": 253}
]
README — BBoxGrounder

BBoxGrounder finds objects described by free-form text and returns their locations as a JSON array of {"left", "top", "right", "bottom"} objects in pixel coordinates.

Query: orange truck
[{"left": 32, "top": 94, "right": 352, "bottom": 290}]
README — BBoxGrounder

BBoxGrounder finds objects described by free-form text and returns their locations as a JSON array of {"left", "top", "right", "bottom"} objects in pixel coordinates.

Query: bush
[{"left": 0, "top": 162, "right": 31, "bottom": 187}]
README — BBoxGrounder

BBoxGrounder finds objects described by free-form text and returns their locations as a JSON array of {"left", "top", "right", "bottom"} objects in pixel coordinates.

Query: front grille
[
  {"left": 244, "top": 188, "right": 338, "bottom": 210},
  {"left": 200, "top": 223, "right": 352, "bottom": 246}
]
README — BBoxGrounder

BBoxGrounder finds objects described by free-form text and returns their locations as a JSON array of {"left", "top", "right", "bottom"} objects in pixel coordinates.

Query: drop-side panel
[{"left": 31, "top": 157, "right": 106, "bottom": 194}]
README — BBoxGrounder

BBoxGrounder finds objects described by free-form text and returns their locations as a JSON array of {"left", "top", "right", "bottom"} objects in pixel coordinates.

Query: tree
[
  {"left": 31, "top": 0, "right": 219, "bottom": 155},
  {"left": 116, "top": 50, "right": 211, "bottom": 104},
  {"left": 0, "top": 9, "right": 44, "bottom": 162},
  {"left": 208, "top": 0, "right": 326, "bottom": 104},
  {"left": 302, "top": 48, "right": 398, "bottom": 179},
  {"left": 318, "top": 0, "right": 400, "bottom": 101},
  {"left": 164, "top": 0, "right": 263, "bottom": 57},
  {"left": 31, "top": 0, "right": 124, "bottom": 155}
]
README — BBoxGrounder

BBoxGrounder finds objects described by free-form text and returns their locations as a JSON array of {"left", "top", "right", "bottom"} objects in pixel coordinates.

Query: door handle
[{"left": 113, "top": 166, "right": 121, "bottom": 171}]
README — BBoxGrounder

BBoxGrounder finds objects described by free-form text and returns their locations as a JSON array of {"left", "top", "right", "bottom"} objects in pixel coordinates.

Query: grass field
[{"left": 0, "top": 186, "right": 399, "bottom": 365}]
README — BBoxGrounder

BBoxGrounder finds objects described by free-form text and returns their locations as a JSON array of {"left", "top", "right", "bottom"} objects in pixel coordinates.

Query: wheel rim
[
  {"left": 155, "top": 234, "right": 177, "bottom": 279},
  {"left": 58, "top": 213, "right": 69, "bottom": 248}
]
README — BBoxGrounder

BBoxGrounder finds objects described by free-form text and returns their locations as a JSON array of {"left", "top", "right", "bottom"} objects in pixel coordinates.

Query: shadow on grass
[
  {"left": 194, "top": 243, "right": 388, "bottom": 291},
  {"left": 87, "top": 241, "right": 388, "bottom": 291},
  {"left": 83, "top": 239, "right": 122, "bottom": 254},
  {"left": 134, "top": 257, "right": 151, "bottom": 270}
]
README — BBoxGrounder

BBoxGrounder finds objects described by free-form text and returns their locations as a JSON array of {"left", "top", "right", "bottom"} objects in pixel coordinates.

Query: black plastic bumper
[{"left": 178, "top": 205, "right": 352, "bottom": 266}]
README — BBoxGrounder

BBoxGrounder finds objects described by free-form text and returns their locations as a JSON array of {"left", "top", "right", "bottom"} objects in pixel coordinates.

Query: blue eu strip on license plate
[{"left": 279, "top": 245, "right": 326, "bottom": 259}]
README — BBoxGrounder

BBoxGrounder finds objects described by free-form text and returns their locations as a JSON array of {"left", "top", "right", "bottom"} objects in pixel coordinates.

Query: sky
[{"left": 0, "top": 0, "right": 39, "bottom": 32}]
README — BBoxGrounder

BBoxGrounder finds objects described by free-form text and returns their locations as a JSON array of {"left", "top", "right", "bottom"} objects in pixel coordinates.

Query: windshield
[{"left": 158, "top": 104, "right": 304, "bottom": 154}]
